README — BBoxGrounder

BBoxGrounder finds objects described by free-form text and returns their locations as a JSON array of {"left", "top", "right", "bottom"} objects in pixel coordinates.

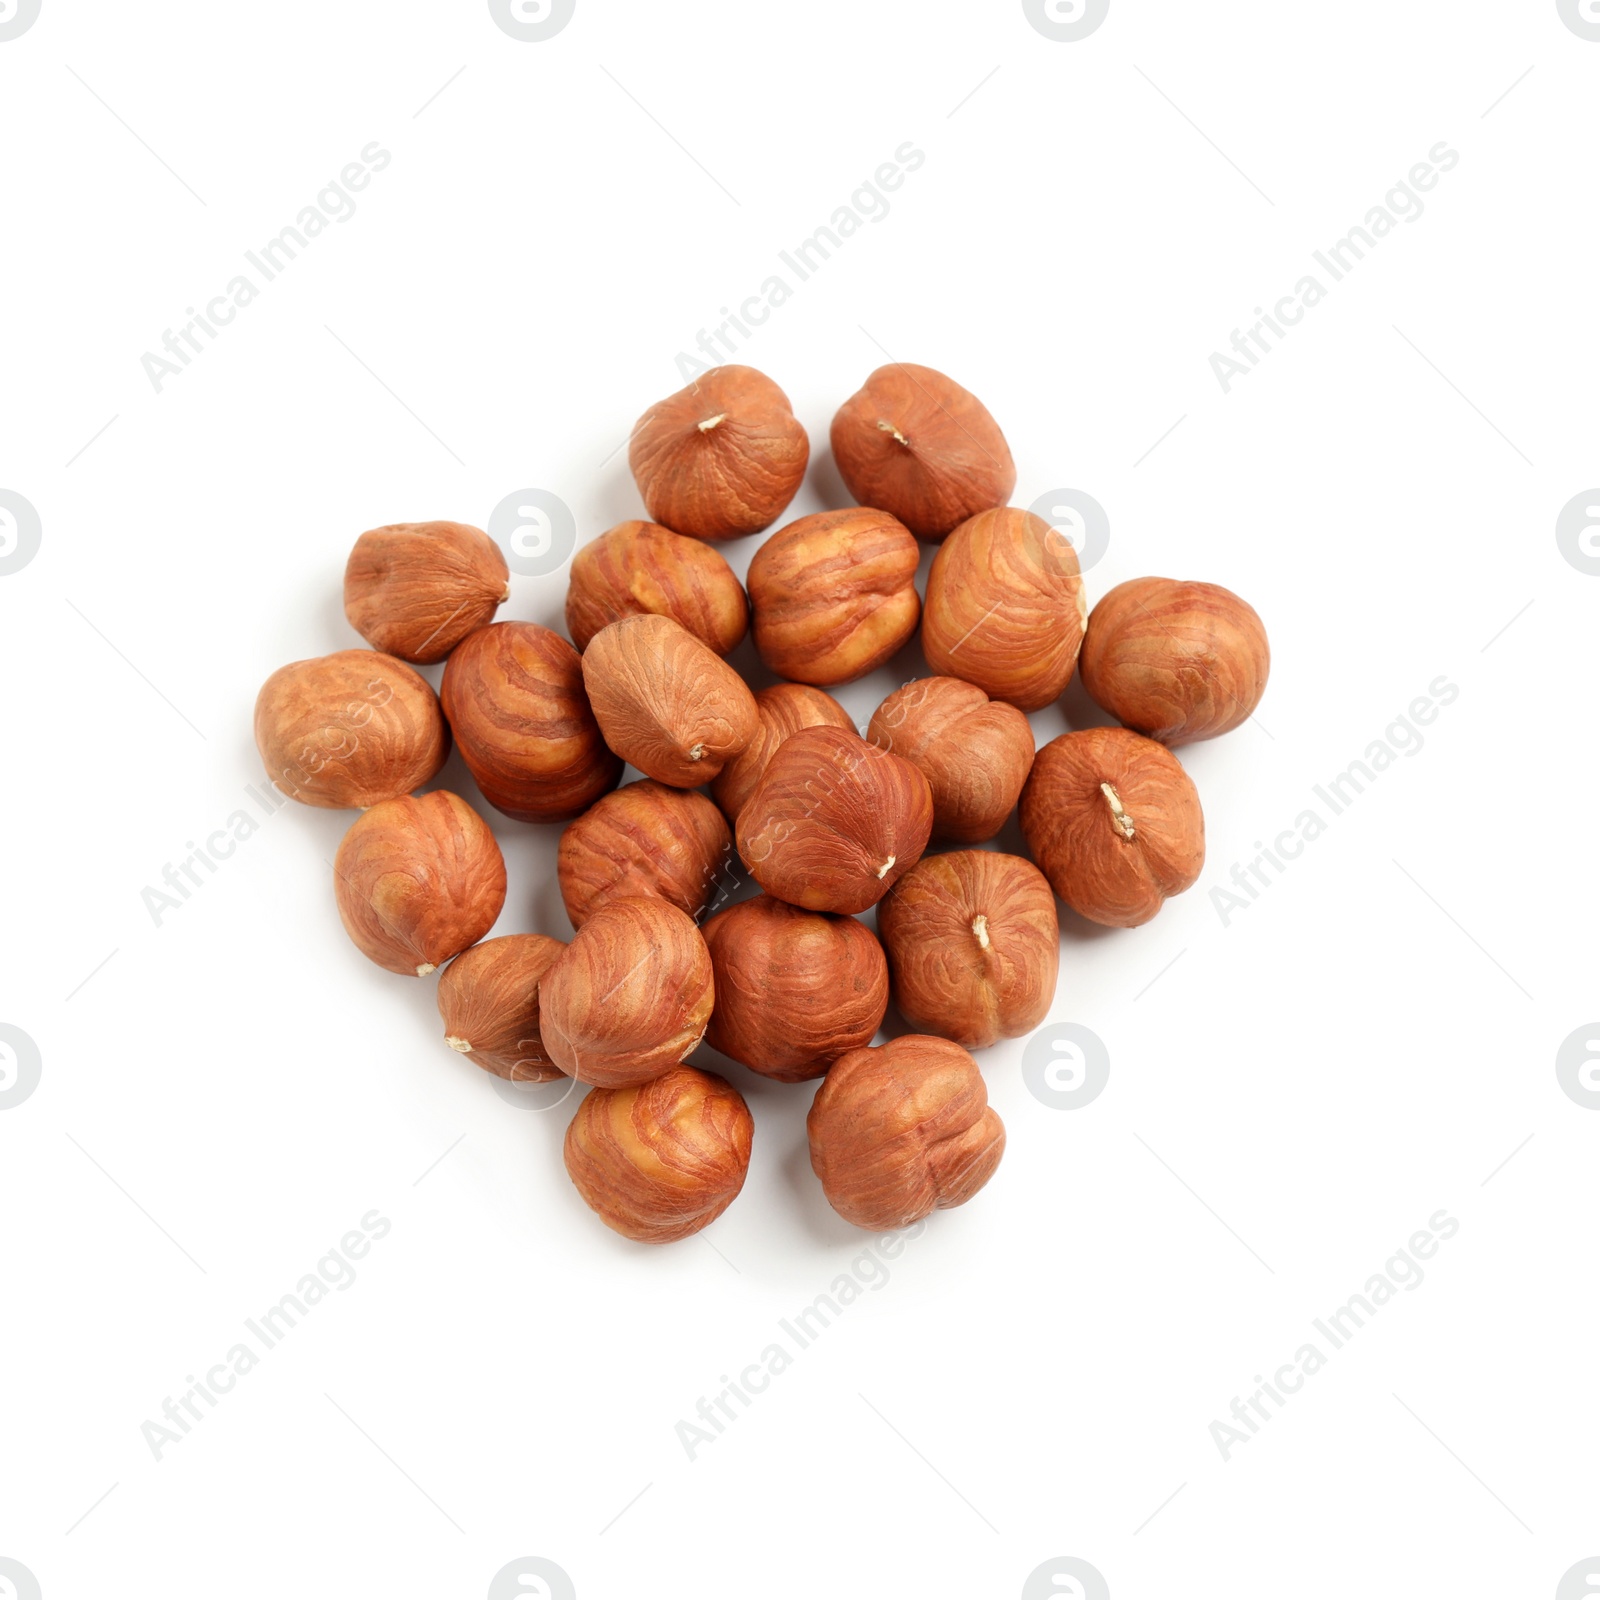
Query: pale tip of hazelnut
[
  {"left": 445, "top": 1035, "right": 474, "bottom": 1054},
  {"left": 698, "top": 413, "right": 728, "bottom": 433},
  {"left": 688, "top": 743, "right": 706, "bottom": 761},
  {"left": 416, "top": 962, "right": 437, "bottom": 977},
  {"left": 499, "top": 584, "right": 511, "bottom": 602},
  {"left": 876, "top": 854, "right": 897, "bottom": 880},
  {"left": 876, "top": 419, "right": 911, "bottom": 448},
  {"left": 972, "top": 913, "right": 991, "bottom": 950},
  {"left": 1100, "top": 782, "right": 1136, "bottom": 841}
]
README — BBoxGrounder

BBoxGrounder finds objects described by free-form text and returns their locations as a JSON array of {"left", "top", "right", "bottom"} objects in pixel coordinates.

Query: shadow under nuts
[
  {"left": 746, "top": 508, "right": 921, "bottom": 686},
  {"left": 1020, "top": 726, "right": 1204, "bottom": 927},
  {"left": 254, "top": 649, "right": 448, "bottom": 809},
  {"left": 436, "top": 933, "right": 566, "bottom": 1081},
  {"left": 582, "top": 614, "right": 758, "bottom": 788},
  {"left": 807, "top": 1035, "right": 1006, "bottom": 1231},
  {"left": 878, "top": 852, "right": 1058, "bottom": 1050},
  {"left": 333, "top": 791, "right": 507, "bottom": 976},
  {"left": 538, "top": 896, "right": 714, "bottom": 1087},
  {"left": 710, "top": 683, "right": 854, "bottom": 825},
  {"left": 736, "top": 725, "right": 933, "bottom": 914},
  {"left": 564, "top": 1065, "right": 753, "bottom": 1244},
  {"left": 343, "top": 521, "right": 509, "bottom": 664},
  {"left": 1080, "top": 577, "right": 1270, "bottom": 744},
  {"left": 702, "top": 895, "right": 888, "bottom": 1081},
  {"left": 441, "top": 621, "right": 621, "bottom": 824}
]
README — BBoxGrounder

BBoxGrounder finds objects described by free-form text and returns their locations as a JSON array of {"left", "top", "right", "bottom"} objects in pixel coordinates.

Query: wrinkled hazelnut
[
  {"left": 807, "top": 1035, "right": 1005, "bottom": 1230},
  {"left": 343, "top": 521, "right": 509, "bottom": 664},
  {"left": 557, "top": 779, "right": 732, "bottom": 929},
  {"left": 830, "top": 363, "right": 1015, "bottom": 542},
  {"left": 629, "top": 365, "right": 809, "bottom": 541},
  {"left": 1020, "top": 726, "right": 1204, "bottom": 927},
  {"left": 923, "top": 507, "right": 1087, "bottom": 711},
  {"left": 254, "top": 650, "right": 449, "bottom": 810},
  {"left": 745, "top": 508, "right": 922, "bottom": 686},
  {"left": 1080, "top": 577, "right": 1270, "bottom": 744},
  {"left": 736, "top": 725, "right": 933, "bottom": 914},
  {"left": 702, "top": 895, "right": 888, "bottom": 1081},
  {"left": 436, "top": 934, "right": 566, "bottom": 1080},
  {"left": 581, "top": 614, "right": 758, "bottom": 788},
  {"left": 878, "top": 852, "right": 1058, "bottom": 1049},
  {"left": 566, "top": 519, "right": 748, "bottom": 656},
  {"left": 564, "top": 1065, "right": 753, "bottom": 1243},
  {"left": 538, "top": 896, "right": 715, "bottom": 1087},
  {"left": 333, "top": 791, "right": 506, "bottom": 976},
  {"left": 440, "top": 622, "right": 621, "bottom": 823},
  {"left": 868, "top": 676, "right": 1034, "bottom": 842},
  {"left": 710, "top": 684, "right": 855, "bottom": 826}
]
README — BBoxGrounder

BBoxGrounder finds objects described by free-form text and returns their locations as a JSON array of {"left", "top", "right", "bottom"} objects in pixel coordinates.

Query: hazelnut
[
  {"left": 746, "top": 508, "right": 922, "bottom": 686},
  {"left": 922, "top": 506, "right": 1088, "bottom": 711},
  {"left": 701, "top": 895, "right": 888, "bottom": 1082},
  {"left": 557, "top": 779, "right": 732, "bottom": 929},
  {"left": 538, "top": 896, "right": 715, "bottom": 1087},
  {"left": 254, "top": 649, "right": 448, "bottom": 809},
  {"left": 878, "top": 852, "right": 1058, "bottom": 1049},
  {"left": 564, "top": 1065, "right": 753, "bottom": 1243},
  {"left": 830, "top": 364, "right": 1015, "bottom": 542},
  {"left": 436, "top": 933, "right": 566, "bottom": 1080},
  {"left": 566, "top": 519, "right": 748, "bottom": 657},
  {"left": 343, "top": 521, "right": 509, "bottom": 664},
  {"left": 440, "top": 622, "right": 621, "bottom": 823},
  {"left": 807, "top": 1035, "right": 1005, "bottom": 1231},
  {"left": 710, "top": 683, "right": 854, "bottom": 825},
  {"left": 581, "top": 614, "right": 758, "bottom": 788},
  {"left": 1080, "top": 577, "right": 1270, "bottom": 744},
  {"left": 1019, "top": 726, "right": 1205, "bottom": 927},
  {"left": 868, "top": 677, "right": 1034, "bottom": 842},
  {"left": 628, "top": 365, "right": 809, "bottom": 541},
  {"left": 333, "top": 791, "right": 507, "bottom": 976}
]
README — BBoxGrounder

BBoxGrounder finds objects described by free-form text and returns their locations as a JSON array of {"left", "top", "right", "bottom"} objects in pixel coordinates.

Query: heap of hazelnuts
[{"left": 253, "top": 363, "right": 1269, "bottom": 1245}]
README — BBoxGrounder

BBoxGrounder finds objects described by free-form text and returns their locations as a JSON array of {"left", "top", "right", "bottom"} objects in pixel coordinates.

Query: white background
[{"left": 2, "top": 2, "right": 1597, "bottom": 1597}]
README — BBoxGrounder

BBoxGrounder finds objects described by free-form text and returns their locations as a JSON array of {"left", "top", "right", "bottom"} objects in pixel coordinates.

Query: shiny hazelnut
[
  {"left": 557, "top": 780, "right": 732, "bottom": 929},
  {"left": 581, "top": 614, "right": 758, "bottom": 788},
  {"left": 923, "top": 507, "right": 1088, "bottom": 711},
  {"left": 746, "top": 508, "right": 922, "bottom": 685},
  {"left": 343, "top": 521, "right": 509, "bottom": 664},
  {"left": 736, "top": 725, "right": 933, "bottom": 914},
  {"left": 868, "top": 677, "right": 1034, "bottom": 842},
  {"left": 878, "top": 852, "right": 1058, "bottom": 1049},
  {"left": 1080, "top": 577, "right": 1270, "bottom": 744},
  {"left": 333, "top": 791, "right": 506, "bottom": 976},
  {"left": 807, "top": 1035, "right": 1005, "bottom": 1230},
  {"left": 566, "top": 519, "right": 748, "bottom": 656},
  {"left": 538, "top": 896, "right": 715, "bottom": 1087},
  {"left": 1020, "top": 726, "right": 1204, "bottom": 927},
  {"left": 830, "top": 364, "right": 1015, "bottom": 542},
  {"left": 564, "top": 1066, "right": 753, "bottom": 1243},
  {"left": 254, "top": 649, "right": 448, "bottom": 809},
  {"left": 702, "top": 895, "right": 888, "bottom": 1082},
  {"left": 436, "top": 934, "right": 566, "bottom": 1080},
  {"left": 440, "top": 622, "right": 621, "bottom": 823},
  {"left": 628, "top": 365, "right": 809, "bottom": 541},
  {"left": 710, "top": 683, "right": 854, "bottom": 825}
]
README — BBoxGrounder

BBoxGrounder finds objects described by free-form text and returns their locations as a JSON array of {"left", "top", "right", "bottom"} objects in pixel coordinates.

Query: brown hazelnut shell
[
  {"left": 830, "top": 364, "right": 1015, "bottom": 542},
  {"left": 343, "top": 521, "right": 509, "bottom": 664},
  {"left": 1080, "top": 577, "right": 1270, "bottom": 744},
  {"left": 440, "top": 622, "right": 621, "bottom": 824},
  {"left": 628, "top": 365, "right": 809, "bottom": 541},
  {"left": 581, "top": 614, "right": 758, "bottom": 788},
  {"left": 565, "top": 520, "right": 748, "bottom": 656},
  {"left": 436, "top": 933, "right": 566, "bottom": 1080},
  {"left": 746, "top": 508, "right": 922, "bottom": 686},
  {"left": 922, "top": 507, "right": 1088, "bottom": 711},
  {"left": 538, "top": 896, "right": 715, "bottom": 1087},
  {"left": 254, "top": 650, "right": 449, "bottom": 810},
  {"left": 564, "top": 1065, "right": 753, "bottom": 1243},
  {"left": 807, "top": 1035, "right": 1005, "bottom": 1231},
  {"left": 702, "top": 895, "right": 888, "bottom": 1082},
  {"left": 736, "top": 725, "right": 934, "bottom": 915},
  {"left": 878, "top": 852, "right": 1058, "bottom": 1050},
  {"left": 333, "top": 791, "right": 507, "bottom": 976},
  {"left": 710, "top": 683, "right": 855, "bottom": 826},
  {"left": 1019, "top": 726, "right": 1205, "bottom": 928}
]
